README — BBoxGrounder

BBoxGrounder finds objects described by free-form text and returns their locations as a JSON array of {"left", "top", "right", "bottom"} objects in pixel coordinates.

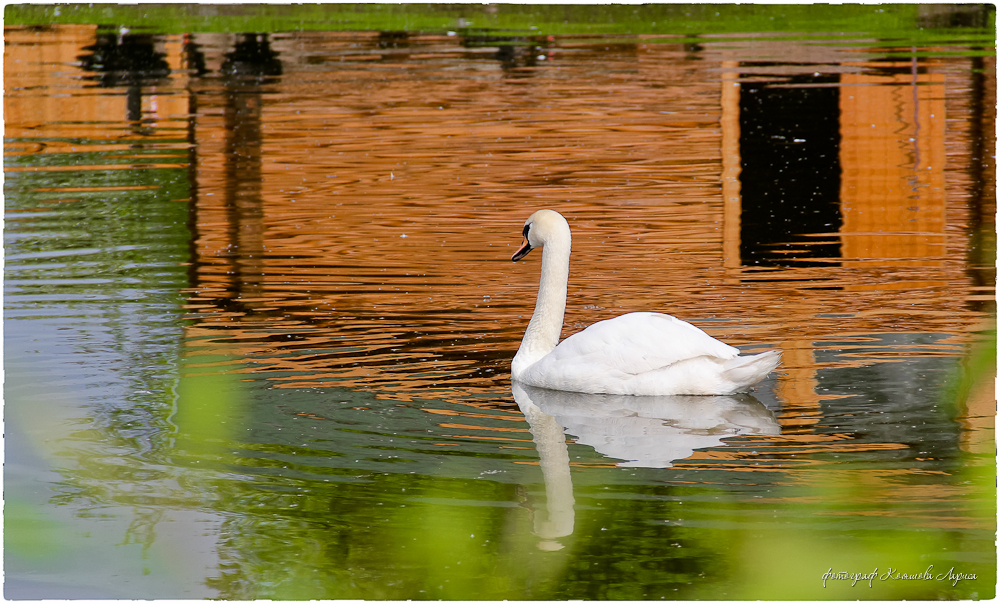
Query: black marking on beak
[{"left": 511, "top": 223, "right": 532, "bottom": 262}]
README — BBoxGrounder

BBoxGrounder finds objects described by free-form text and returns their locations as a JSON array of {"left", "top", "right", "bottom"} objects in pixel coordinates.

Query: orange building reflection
[
  {"left": 717, "top": 49, "right": 993, "bottom": 438},
  {"left": 840, "top": 66, "right": 947, "bottom": 266}
]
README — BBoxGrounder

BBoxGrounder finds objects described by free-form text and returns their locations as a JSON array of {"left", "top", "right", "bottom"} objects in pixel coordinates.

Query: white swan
[{"left": 510, "top": 209, "right": 781, "bottom": 396}]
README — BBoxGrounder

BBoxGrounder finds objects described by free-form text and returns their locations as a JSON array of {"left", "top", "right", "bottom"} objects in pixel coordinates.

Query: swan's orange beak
[{"left": 511, "top": 238, "right": 533, "bottom": 262}]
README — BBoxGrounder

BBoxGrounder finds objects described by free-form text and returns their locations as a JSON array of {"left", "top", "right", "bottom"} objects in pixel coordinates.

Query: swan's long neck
[
  {"left": 511, "top": 383, "right": 575, "bottom": 542},
  {"left": 512, "top": 232, "right": 570, "bottom": 378}
]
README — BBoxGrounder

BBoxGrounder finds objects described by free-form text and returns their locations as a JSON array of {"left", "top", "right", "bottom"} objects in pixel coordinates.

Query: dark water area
[{"left": 4, "top": 5, "right": 996, "bottom": 600}]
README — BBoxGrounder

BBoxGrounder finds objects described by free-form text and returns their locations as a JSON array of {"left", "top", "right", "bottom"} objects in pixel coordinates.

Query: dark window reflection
[{"left": 738, "top": 71, "right": 843, "bottom": 267}]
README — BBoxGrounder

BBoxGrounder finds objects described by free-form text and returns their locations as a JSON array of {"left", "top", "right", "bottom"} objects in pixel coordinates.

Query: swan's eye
[{"left": 522, "top": 223, "right": 531, "bottom": 239}]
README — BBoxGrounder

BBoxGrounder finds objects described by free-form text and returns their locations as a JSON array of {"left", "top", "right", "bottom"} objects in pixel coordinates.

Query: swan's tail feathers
[{"left": 722, "top": 350, "right": 782, "bottom": 389}]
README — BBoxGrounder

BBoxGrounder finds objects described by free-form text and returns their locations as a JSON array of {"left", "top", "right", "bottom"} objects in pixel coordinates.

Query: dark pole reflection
[
  {"left": 219, "top": 34, "right": 282, "bottom": 302},
  {"left": 183, "top": 35, "right": 208, "bottom": 290},
  {"left": 963, "top": 51, "right": 996, "bottom": 317}
]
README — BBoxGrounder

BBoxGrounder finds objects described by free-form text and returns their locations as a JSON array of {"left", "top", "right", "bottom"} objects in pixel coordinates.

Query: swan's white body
[{"left": 510, "top": 209, "right": 780, "bottom": 396}]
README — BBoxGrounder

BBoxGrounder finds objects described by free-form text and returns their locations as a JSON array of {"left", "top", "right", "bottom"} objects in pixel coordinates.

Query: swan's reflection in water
[{"left": 512, "top": 382, "right": 780, "bottom": 550}]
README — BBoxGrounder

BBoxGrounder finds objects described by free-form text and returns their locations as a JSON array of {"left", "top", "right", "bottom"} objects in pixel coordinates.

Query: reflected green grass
[{"left": 4, "top": 3, "right": 995, "bottom": 41}]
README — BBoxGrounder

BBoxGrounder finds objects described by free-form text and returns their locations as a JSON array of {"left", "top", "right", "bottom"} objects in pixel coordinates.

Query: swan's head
[{"left": 511, "top": 209, "right": 571, "bottom": 262}]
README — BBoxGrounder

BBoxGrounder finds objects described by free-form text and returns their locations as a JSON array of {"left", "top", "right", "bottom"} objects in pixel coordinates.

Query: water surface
[{"left": 4, "top": 7, "right": 996, "bottom": 600}]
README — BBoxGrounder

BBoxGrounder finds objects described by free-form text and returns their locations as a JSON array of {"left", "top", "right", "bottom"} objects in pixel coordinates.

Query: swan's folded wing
[{"left": 525, "top": 311, "right": 740, "bottom": 386}]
